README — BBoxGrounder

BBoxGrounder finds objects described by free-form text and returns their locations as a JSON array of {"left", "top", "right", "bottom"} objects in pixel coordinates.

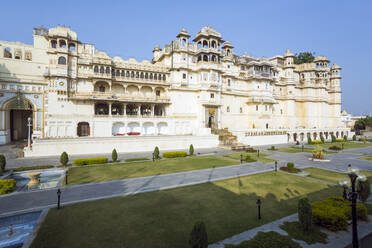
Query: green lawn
[
  {"left": 277, "top": 147, "right": 334, "bottom": 154},
  {"left": 31, "top": 172, "right": 341, "bottom": 248},
  {"left": 225, "top": 152, "right": 276, "bottom": 164},
  {"left": 360, "top": 156, "right": 372, "bottom": 161},
  {"left": 66, "top": 155, "right": 238, "bottom": 185},
  {"left": 303, "top": 167, "right": 372, "bottom": 184},
  {"left": 320, "top": 141, "right": 372, "bottom": 150}
]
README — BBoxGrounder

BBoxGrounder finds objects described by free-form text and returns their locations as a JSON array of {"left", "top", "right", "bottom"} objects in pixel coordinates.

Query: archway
[
  {"left": 112, "top": 122, "right": 125, "bottom": 136},
  {"left": 127, "top": 122, "right": 141, "bottom": 134},
  {"left": 157, "top": 122, "right": 168, "bottom": 135},
  {"left": 143, "top": 122, "right": 155, "bottom": 135},
  {"left": 77, "top": 122, "right": 90, "bottom": 137},
  {"left": 6, "top": 95, "right": 34, "bottom": 141}
]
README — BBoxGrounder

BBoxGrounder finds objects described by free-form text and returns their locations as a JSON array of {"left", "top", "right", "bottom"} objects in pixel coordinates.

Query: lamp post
[
  {"left": 342, "top": 143, "right": 344, "bottom": 150},
  {"left": 302, "top": 143, "right": 304, "bottom": 152},
  {"left": 27, "top": 117, "right": 32, "bottom": 150},
  {"left": 240, "top": 153, "right": 243, "bottom": 164},
  {"left": 65, "top": 170, "right": 68, "bottom": 185},
  {"left": 152, "top": 153, "right": 155, "bottom": 162},
  {"left": 256, "top": 199, "right": 261, "bottom": 219},
  {"left": 257, "top": 149, "right": 260, "bottom": 158},
  {"left": 275, "top": 161, "right": 277, "bottom": 172},
  {"left": 57, "top": 189, "right": 61, "bottom": 209},
  {"left": 339, "top": 165, "right": 367, "bottom": 248}
]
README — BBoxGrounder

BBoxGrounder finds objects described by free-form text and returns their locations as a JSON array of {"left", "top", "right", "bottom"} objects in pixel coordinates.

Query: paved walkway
[
  {"left": 0, "top": 161, "right": 276, "bottom": 217},
  {"left": 209, "top": 214, "right": 372, "bottom": 248}
]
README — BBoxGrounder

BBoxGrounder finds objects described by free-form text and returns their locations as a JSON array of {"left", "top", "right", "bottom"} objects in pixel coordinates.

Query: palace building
[{"left": 0, "top": 25, "right": 350, "bottom": 155}]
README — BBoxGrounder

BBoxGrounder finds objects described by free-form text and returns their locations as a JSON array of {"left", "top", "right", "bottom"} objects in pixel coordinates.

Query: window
[
  {"left": 59, "top": 40, "right": 67, "bottom": 48},
  {"left": 68, "top": 43, "right": 76, "bottom": 51},
  {"left": 58, "top": 56, "right": 66, "bottom": 65},
  {"left": 4, "top": 48, "right": 12, "bottom": 58},
  {"left": 156, "top": 90, "right": 160, "bottom": 96},
  {"left": 94, "top": 66, "right": 99, "bottom": 73},
  {"left": 100, "top": 67, "right": 104, "bottom": 74},
  {"left": 51, "top": 40, "right": 57, "bottom": 48},
  {"left": 163, "top": 74, "right": 166, "bottom": 81},
  {"left": 227, "top": 79, "right": 231, "bottom": 86},
  {"left": 183, "top": 73, "right": 186, "bottom": 79},
  {"left": 25, "top": 51, "right": 32, "bottom": 61},
  {"left": 280, "top": 109, "right": 283, "bottom": 115},
  {"left": 265, "top": 105, "right": 268, "bottom": 111},
  {"left": 116, "top": 70, "right": 120, "bottom": 77},
  {"left": 240, "top": 107, "right": 243, "bottom": 113},
  {"left": 105, "top": 67, "right": 110, "bottom": 74},
  {"left": 256, "top": 105, "right": 258, "bottom": 111},
  {"left": 227, "top": 106, "right": 230, "bottom": 112},
  {"left": 99, "top": 85, "right": 105, "bottom": 92},
  {"left": 227, "top": 65, "right": 230, "bottom": 69},
  {"left": 210, "top": 93, "right": 214, "bottom": 98}
]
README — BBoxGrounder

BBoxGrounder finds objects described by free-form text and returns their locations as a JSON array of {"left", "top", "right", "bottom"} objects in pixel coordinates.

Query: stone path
[
  {"left": 209, "top": 214, "right": 372, "bottom": 248},
  {"left": 0, "top": 161, "right": 275, "bottom": 217}
]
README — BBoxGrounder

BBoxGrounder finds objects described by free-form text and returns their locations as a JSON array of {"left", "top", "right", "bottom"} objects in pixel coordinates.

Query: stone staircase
[{"left": 213, "top": 128, "right": 239, "bottom": 148}]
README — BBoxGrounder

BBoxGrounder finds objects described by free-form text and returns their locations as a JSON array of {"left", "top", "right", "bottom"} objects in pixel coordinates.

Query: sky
[{"left": 0, "top": 0, "right": 371, "bottom": 115}]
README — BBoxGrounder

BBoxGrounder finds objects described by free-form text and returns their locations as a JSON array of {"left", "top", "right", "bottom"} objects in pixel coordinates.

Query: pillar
[
  {"left": 123, "top": 103, "right": 126, "bottom": 116},
  {"left": 109, "top": 103, "right": 112, "bottom": 116},
  {"left": 151, "top": 104, "right": 155, "bottom": 117}
]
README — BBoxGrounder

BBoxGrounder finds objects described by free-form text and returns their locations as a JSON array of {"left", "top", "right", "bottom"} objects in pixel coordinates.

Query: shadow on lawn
[{"left": 30, "top": 175, "right": 341, "bottom": 248}]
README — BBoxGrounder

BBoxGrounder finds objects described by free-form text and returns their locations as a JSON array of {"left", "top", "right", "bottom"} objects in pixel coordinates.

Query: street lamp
[
  {"left": 57, "top": 189, "right": 61, "bottom": 209},
  {"left": 27, "top": 117, "right": 32, "bottom": 149},
  {"left": 256, "top": 198, "right": 261, "bottom": 219},
  {"left": 240, "top": 153, "right": 243, "bottom": 164},
  {"left": 302, "top": 143, "right": 304, "bottom": 152},
  {"left": 257, "top": 149, "right": 260, "bottom": 158},
  {"left": 65, "top": 170, "right": 68, "bottom": 185},
  {"left": 339, "top": 165, "right": 367, "bottom": 248},
  {"left": 275, "top": 161, "right": 277, "bottom": 172}
]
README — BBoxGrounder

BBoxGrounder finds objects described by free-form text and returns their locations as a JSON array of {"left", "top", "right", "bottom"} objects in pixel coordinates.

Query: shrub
[
  {"left": 268, "top": 145, "right": 277, "bottom": 151},
  {"left": 343, "top": 135, "right": 348, "bottom": 141},
  {"left": 307, "top": 136, "right": 312, "bottom": 145},
  {"left": 353, "top": 134, "right": 356, "bottom": 141},
  {"left": 280, "top": 166, "right": 301, "bottom": 173},
  {"left": 331, "top": 135, "right": 336, "bottom": 143},
  {"left": 154, "top": 146, "right": 160, "bottom": 160},
  {"left": 0, "top": 154, "right": 6, "bottom": 174},
  {"left": 312, "top": 197, "right": 368, "bottom": 231},
  {"left": 312, "top": 140, "right": 322, "bottom": 144},
  {"left": 336, "top": 139, "right": 345, "bottom": 142},
  {"left": 298, "top": 197, "right": 312, "bottom": 231},
  {"left": 73, "top": 157, "right": 108, "bottom": 166},
  {"left": 189, "top": 144, "right": 194, "bottom": 156},
  {"left": 312, "top": 145, "right": 324, "bottom": 159},
  {"left": 189, "top": 221, "right": 208, "bottom": 248},
  {"left": 320, "top": 135, "right": 325, "bottom": 143},
  {"left": 13, "top": 165, "right": 54, "bottom": 172},
  {"left": 329, "top": 145, "right": 341, "bottom": 151},
  {"left": 246, "top": 147, "right": 257, "bottom": 153},
  {"left": 244, "top": 154, "right": 257, "bottom": 163},
  {"left": 287, "top": 162, "right": 294, "bottom": 169},
  {"left": 357, "top": 180, "right": 371, "bottom": 203},
  {"left": 112, "top": 149, "right": 118, "bottom": 162},
  {"left": 60, "top": 152, "right": 69, "bottom": 166},
  {"left": 0, "top": 179, "right": 16, "bottom": 195},
  {"left": 163, "top": 151, "right": 187, "bottom": 158},
  {"left": 225, "top": 231, "right": 301, "bottom": 248}
]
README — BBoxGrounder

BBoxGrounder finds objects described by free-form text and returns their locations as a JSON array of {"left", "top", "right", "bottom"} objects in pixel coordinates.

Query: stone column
[
  {"left": 123, "top": 103, "right": 126, "bottom": 116},
  {"left": 109, "top": 103, "right": 112, "bottom": 116},
  {"left": 151, "top": 104, "right": 155, "bottom": 117}
]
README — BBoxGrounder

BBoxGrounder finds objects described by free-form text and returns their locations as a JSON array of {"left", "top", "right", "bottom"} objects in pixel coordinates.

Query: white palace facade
[{"left": 0, "top": 25, "right": 350, "bottom": 155}]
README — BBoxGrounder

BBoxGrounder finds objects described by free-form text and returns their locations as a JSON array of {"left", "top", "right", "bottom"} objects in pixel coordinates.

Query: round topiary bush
[
  {"left": 154, "top": 146, "right": 160, "bottom": 160},
  {"left": 112, "top": 149, "right": 118, "bottom": 162},
  {"left": 298, "top": 197, "right": 312, "bottom": 231},
  {"left": 352, "top": 134, "right": 356, "bottom": 141},
  {"left": 357, "top": 180, "right": 371, "bottom": 203},
  {"left": 189, "top": 221, "right": 208, "bottom": 248},
  {"left": 60, "top": 152, "right": 69, "bottom": 166}
]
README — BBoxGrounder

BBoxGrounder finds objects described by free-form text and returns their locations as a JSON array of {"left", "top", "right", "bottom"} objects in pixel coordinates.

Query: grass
[
  {"left": 366, "top": 203, "right": 372, "bottom": 215},
  {"left": 124, "top": 158, "right": 150, "bottom": 162},
  {"left": 31, "top": 171, "right": 341, "bottom": 248},
  {"left": 280, "top": 221, "right": 328, "bottom": 245},
  {"left": 66, "top": 155, "right": 238, "bottom": 185},
  {"left": 12, "top": 165, "right": 55, "bottom": 172},
  {"left": 277, "top": 147, "right": 334, "bottom": 154},
  {"left": 320, "top": 141, "right": 372, "bottom": 150},
  {"left": 225, "top": 152, "right": 276, "bottom": 164},
  {"left": 360, "top": 156, "right": 372, "bottom": 161},
  {"left": 303, "top": 167, "right": 372, "bottom": 184}
]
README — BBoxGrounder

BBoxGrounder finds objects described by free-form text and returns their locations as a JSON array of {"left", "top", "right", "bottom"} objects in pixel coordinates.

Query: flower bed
[
  {"left": 0, "top": 179, "right": 16, "bottom": 195},
  {"left": 127, "top": 132, "right": 140, "bottom": 136},
  {"left": 280, "top": 166, "right": 302, "bottom": 173},
  {"left": 329, "top": 145, "right": 341, "bottom": 151}
]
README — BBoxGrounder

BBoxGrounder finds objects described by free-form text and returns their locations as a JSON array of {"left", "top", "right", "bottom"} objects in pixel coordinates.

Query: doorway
[{"left": 10, "top": 110, "right": 33, "bottom": 141}]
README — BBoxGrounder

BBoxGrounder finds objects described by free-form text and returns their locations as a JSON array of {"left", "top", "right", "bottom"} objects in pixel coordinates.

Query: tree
[
  {"left": 357, "top": 180, "right": 371, "bottom": 203},
  {"left": 0, "top": 154, "right": 5, "bottom": 174},
  {"left": 60, "top": 152, "right": 69, "bottom": 166},
  {"left": 294, "top": 52, "right": 315, "bottom": 64},
  {"left": 352, "top": 134, "right": 356, "bottom": 141},
  {"left": 298, "top": 197, "right": 312, "bottom": 231},
  {"left": 307, "top": 136, "right": 312, "bottom": 145},
  {"left": 343, "top": 135, "right": 347, "bottom": 141},
  {"left": 320, "top": 135, "right": 325, "bottom": 144},
  {"left": 189, "top": 144, "right": 194, "bottom": 156},
  {"left": 331, "top": 135, "right": 336, "bottom": 143},
  {"left": 154, "top": 146, "right": 160, "bottom": 160},
  {"left": 112, "top": 149, "right": 118, "bottom": 162},
  {"left": 189, "top": 221, "right": 208, "bottom": 248}
]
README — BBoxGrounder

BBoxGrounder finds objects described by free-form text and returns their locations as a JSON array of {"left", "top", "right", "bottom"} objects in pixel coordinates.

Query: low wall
[
  {"left": 237, "top": 134, "right": 288, "bottom": 146},
  {"left": 24, "top": 135, "right": 219, "bottom": 157}
]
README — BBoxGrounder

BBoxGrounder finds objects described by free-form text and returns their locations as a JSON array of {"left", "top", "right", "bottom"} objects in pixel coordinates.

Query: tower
[{"left": 176, "top": 28, "right": 190, "bottom": 47}]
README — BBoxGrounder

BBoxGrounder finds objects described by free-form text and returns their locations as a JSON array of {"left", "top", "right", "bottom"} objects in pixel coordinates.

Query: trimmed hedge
[
  {"left": 73, "top": 157, "right": 108, "bottom": 166},
  {"left": 0, "top": 179, "right": 16, "bottom": 195},
  {"left": 336, "top": 139, "right": 345, "bottom": 142},
  {"left": 13, "top": 165, "right": 54, "bottom": 172},
  {"left": 0, "top": 154, "right": 6, "bottom": 174},
  {"left": 225, "top": 231, "right": 301, "bottom": 248},
  {"left": 312, "top": 140, "right": 322, "bottom": 144},
  {"left": 246, "top": 147, "right": 257, "bottom": 153},
  {"left": 329, "top": 145, "right": 341, "bottom": 151},
  {"left": 124, "top": 158, "right": 150, "bottom": 162},
  {"left": 162, "top": 152, "right": 187, "bottom": 158},
  {"left": 312, "top": 197, "right": 367, "bottom": 231}
]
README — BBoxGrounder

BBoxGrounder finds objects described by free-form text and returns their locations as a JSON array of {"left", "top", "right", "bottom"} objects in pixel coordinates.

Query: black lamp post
[
  {"left": 152, "top": 153, "right": 155, "bottom": 162},
  {"left": 65, "top": 170, "right": 68, "bottom": 185},
  {"left": 302, "top": 143, "right": 304, "bottom": 152},
  {"left": 57, "top": 189, "right": 61, "bottom": 209},
  {"left": 339, "top": 165, "right": 367, "bottom": 248},
  {"left": 342, "top": 143, "right": 344, "bottom": 150},
  {"left": 257, "top": 149, "right": 260, "bottom": 158},
  {"left": 240, "top": 153, "right": 243, "bottom": 164},
  {"left": 275, "top": 161, "right": 277, "bottom": 172},
  {"left": 256, "top": 198, "right": 261, "bottom": 219}
]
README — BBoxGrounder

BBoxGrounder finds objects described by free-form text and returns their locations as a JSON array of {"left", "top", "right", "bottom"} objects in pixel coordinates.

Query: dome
[
  {"left": 314, "top": 56, "right": 330, "bottom": 63},
  {"left": 176, "top": 28, "right": 190, "bottom": 38},
  {"left": 331, "top": 63, "right": 341, "bottom": 70},
  {"left": 193, "top": 25, "right": 222, "bottom": 41},
  {"left": 48, "top": 26, "right": 77, "bottom": 40},
  {"left": 153, "top": 45, "right": 161, "bottom": 52},
  {"left": 222, "top": 41, "right": 234, "bottom": 48},
  {"left": 283, "top": 49, "right": 295, "bottom": 58}
]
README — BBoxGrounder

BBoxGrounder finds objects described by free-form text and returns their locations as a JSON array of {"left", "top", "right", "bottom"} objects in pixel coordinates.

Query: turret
[
  {"left": 176, "top": 28, "right": 190, "bottom": 47},
  {"left": 283, "top": 49, "right": 295, "bottom": 68},
  {"left": 314, "top": 56, "right": 330, "bottom": 68},
  {"left": 222, "top": 41, "right": 234, "bottom": 57}
]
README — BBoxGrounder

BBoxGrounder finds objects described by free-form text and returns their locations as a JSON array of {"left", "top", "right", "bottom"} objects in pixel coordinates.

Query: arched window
[
  {"left": 77, "top": 122, "right": 90, "bottom": 137},
  {"left": 116, "top": 70, "right": 120, "bottom": 76},
  {"left": 162, "top": 74, "right": 166, "bottom": 81},
  {"left": 140, "top": 72, "right": 144, "bottom": 78},
  {"left": 59, "top": 40, "right": 67, "bottom": 48},
  {"left": 126, "top": 71, "right": 130, "bottom": 77},
  {"left": 94, "top": 66, "right": 99, "bottom": 73},
  {"left": 203, "top": 40, "right": 208, "bottom": 48},
  {"left": 154, "top": 74, "right": 157, "bottom": 80},
  {"left": 58, "top": 56, "right": 66, "bottom": 65},
  {"left": 198, "top": 55, "right": 202, "bottom": 62},
  {"left": 211, "top": 55, "right": 216, "bottom": 62},
  {"left": 105, "top": 67, "right": 110, "bottom": 74},
  {"left": 100, "top": 67, "right": 104, "bottom": 74},
  {"left": 121, "top": 70, "right": 125, "bottom": 77},
  {"left": 4, "top": 48, "right": 12, "bottom": 58},
  {"left": 149, "top": 73, "right": 153, "bottom": 79},
  {"left": 211, "top": 40, "right": 217, "bottom": 48},
  {"left": 68, "top": 43, "right": 76, "bottom": 51},
  {"left": 51, "top": 40, "right": 57, "bottom": 48},
  {"left": 181, "top": 38, "right": 186, "bottom": 46},
  {"left": 226, "top": 49, "right": 230, "bottom": 56},
  {"left": 99, "top": 85, "right": 105, "bottom": 92},
  {"left": 25, "top": 51, "right": 32, "bottom": 61},
  {"left": 203, "top": 55, "right": 208, "bottom": 62},
  {"left": 197, "top": 42, "right": 201, "bottom": 49},
  {"left": 145, "top": 73, "right": 148, "bottom": 79}
]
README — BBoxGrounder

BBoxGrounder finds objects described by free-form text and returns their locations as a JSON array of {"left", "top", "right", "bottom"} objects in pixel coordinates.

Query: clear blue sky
[{"left": 1, "top": 0, "right": 371, "bottom": 115}]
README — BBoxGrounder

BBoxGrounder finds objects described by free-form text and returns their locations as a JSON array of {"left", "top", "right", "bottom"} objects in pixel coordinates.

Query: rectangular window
[
  {"left": 156, "top": 90, "right": 161, "bottom": 96},
  {"left": 265, "top": 105, "right": 268, "bottom": 111},
  {"left": 240, "top": 107, "right": 243, "bottom": 113},
  {"left": 227, "top": 106, "right": 230, "bottom": 112},
  {"left": 256, "top": 105, "right": 258, "bottom": 111},
  {"left": 210, "top": 93, "right": 214, "bottom": 98},
  {"left": 183, "top": 73, "right": 186, "bottom": 79}
]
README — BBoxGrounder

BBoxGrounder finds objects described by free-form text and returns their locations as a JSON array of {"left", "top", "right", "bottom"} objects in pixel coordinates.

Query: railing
[{"left": 70, "top": 92, "right": 170, "bottom": 102}]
